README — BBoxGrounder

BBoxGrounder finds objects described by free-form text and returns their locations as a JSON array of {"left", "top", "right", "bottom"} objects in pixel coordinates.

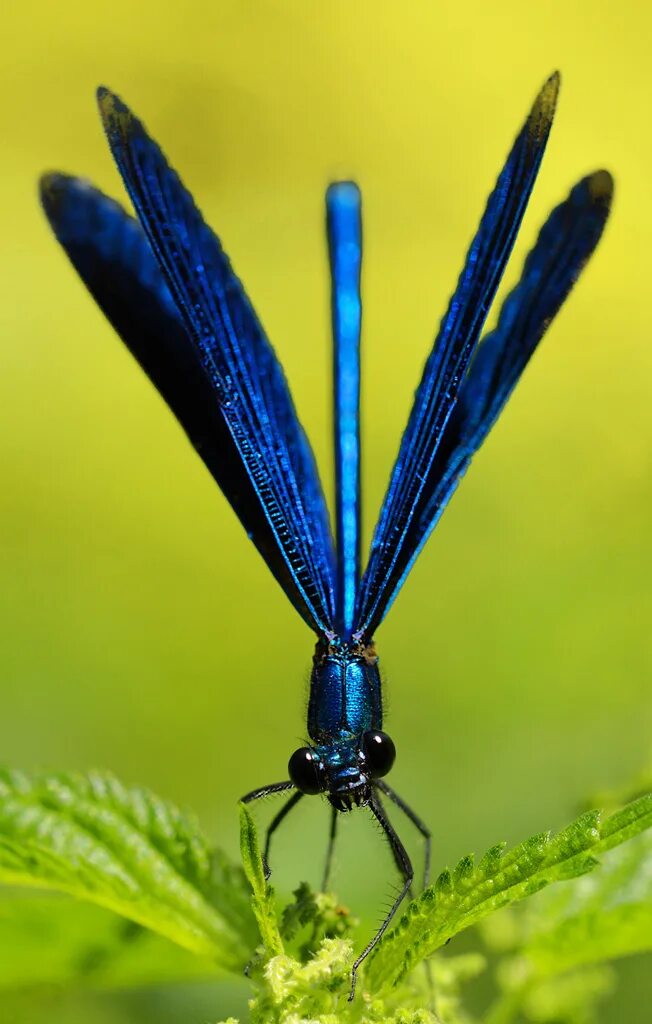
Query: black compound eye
[
  {"left": 288, "top": 747, "right": 324, "bottom": 795},
  {"left": 362, "top": 731, "right": 396, "bottom": 779}
]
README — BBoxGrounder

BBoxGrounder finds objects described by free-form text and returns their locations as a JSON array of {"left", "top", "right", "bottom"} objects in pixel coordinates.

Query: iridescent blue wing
[
  {"left": 354, "top": 74, "right": 559, "bottom": 639},
  {"left": 41, "top": 169, "right": 335, "bottom": 635},
  {"left": 365, "top": 169, "right": 613, "bottom": 621},
  {"left": 327, "top": 182, "right": 362, "bottom": 639},
  {"left": 39, "top": 173, "right": 332, "bottom": 627},
  {"left": 432, "top": 170, "right": 613, "bottom": 495},
  {"left": 95, "top": 90, "right": 337, "bottom": 635}
]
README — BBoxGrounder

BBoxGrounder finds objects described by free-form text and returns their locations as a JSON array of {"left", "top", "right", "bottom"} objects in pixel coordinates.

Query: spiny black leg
[
  {"left": 262, "top": 791, "right": 303, "bottom": 879},
  {"left": 240, "top": 780, "right": 295, "bottom": 803},
  {"left": 373, "top": 790, "right": 414, "bottom": 899},
  {"left": 349, "top": 795, "right": 413, "bottom": 1002},
  {"left": 374, "top": 781, "right": 436, "bottom": 1012},
  {"left": 374, "top": 778, "right": 431, "bottom": 888},
  {"left": 240, "top": 781, "right": 297, "bottom": 880},
  {"left": 321, "top": 804, "right": 339, "bottom": 891}
]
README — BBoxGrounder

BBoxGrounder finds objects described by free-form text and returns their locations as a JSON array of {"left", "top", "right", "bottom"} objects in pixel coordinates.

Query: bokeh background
[{"left": 1, "top": 1, "right": 651, "bottom": 1021}]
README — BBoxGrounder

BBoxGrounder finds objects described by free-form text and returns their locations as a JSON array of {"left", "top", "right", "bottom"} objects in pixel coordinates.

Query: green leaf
[
  {"left": 0, "top": 767, "right": 249, "bottom": 969},
  {"left": 209, "top": 845, "right": 259, "bottom": 949},
  {"left": 521, "top": 830, "right": 652, "bottom": 975},
  {"left": 366, "top": 793, "right": 652, "bottom": 993},
  {"left": 482, "top": 806, "right": 652, "bottom": 1023},
  {"left": 487, "top": 965, "right": 616, "bottom": 1024},
  {"left": 239, "top": 802, "right": 283, "bottom": 957},
  {"left": 280, "top": 882, "right": 359, "bottom": 963},
  {"left": 0, "top": 893, "right": 220, "bottom": 992},
  {"left": 429, "top": 952, "right": 486, "bottom": 1024},
  {"left": 3, "top": 768, "right": 650, "bottom": 1024}
]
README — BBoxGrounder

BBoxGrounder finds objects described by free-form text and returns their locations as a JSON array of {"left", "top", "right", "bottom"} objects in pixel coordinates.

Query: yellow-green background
[{"left": 1, "top": 1, "right": 651, "bottom": 1021}]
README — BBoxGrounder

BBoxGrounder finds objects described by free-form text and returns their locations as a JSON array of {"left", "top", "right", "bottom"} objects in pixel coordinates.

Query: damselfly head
[{"left": 288, "top": 730, "right": 396, "bottom": 810}]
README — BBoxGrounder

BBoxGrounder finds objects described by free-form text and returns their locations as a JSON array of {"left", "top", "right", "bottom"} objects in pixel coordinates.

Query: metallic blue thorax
[{"left": 308, "top": 639, "right": 382, "bottom": 744}]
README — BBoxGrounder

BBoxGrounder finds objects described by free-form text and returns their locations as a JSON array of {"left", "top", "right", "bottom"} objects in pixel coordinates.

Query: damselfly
[{"left": 40, "top": 71, "right": 612, "bottom": 998}]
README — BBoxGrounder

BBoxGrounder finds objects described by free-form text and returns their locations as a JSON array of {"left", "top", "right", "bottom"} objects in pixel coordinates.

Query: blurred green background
[{"left": 1, "top": 1, "right": 651, "bottom": 1020}]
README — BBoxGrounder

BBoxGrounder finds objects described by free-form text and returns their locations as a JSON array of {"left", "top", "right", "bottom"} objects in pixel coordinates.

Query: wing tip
[
  {"left": 586, "top": 168, "right": 614, "bottom": 207},
  {"left": 96, "top": 84, "right": 113, "bottom": 117},
  {"left": 528, "top": 71, "right": 561, "bottom": 141},
  {"left": 542, "top": 69, "right": 561, "bottom": 104},
  {"left": 39, "top": 169, "right": 61, "bottom": 194},
  {"left": 96, "top": 85, "right": 133, "bottom": 138},
  {"left": 97, "top": 84, "right": 119, "bottom": 109},
  {"left": 39, "top": 172, "right": 98, "bottom": 207},
  {"left": 39, "top": 171, "right": 72, "bottom": 216},
  {"left": 567, "top": 170, "right": 614, "bottom": 223}
]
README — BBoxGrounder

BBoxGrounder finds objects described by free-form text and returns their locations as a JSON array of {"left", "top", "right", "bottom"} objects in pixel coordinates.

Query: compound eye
[
  {"left": 288, "top": 747, "right": 324, "bottom": 795},
  {"left": 362, "top": 731, "right": 396, "bottom": 779}
]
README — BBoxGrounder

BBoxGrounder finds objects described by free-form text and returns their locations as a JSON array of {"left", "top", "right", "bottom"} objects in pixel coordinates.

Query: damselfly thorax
[{"left": 294, "top": 638, "right": 391, "bottom": 812}]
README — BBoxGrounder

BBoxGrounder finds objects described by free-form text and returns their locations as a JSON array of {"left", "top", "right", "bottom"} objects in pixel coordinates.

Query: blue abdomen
[{"left": 307, "top": 640, "right": 382, "bottom": 743}]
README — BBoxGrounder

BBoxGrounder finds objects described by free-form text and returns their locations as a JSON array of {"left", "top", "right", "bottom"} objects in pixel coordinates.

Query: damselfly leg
[
  {"left": 349, "top": 794, "right": 414, "bottom": 1001},
  {"left": 373, "top": 781, "right": 435, "bottom": 1007},
  {"left": 375, "top": 778, "right": 431, "bottom": 888},
  {"left": 322, "top": 804, "right": 339, "bottom": 891},
  {"left": 241, "top": 781, "right": 295, "bottom": 877}
]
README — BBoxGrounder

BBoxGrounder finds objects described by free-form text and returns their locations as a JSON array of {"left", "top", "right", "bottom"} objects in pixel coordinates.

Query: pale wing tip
[
  {"left": 96, "top": 86, "right": 133, "bottom": 137},
  {"left": 587, "top": 169, "right": 614, "bottom": 206},
  {"left": 39, "top": 171, "right": 71, "bottom": 213},
  {"left": 528, "top": 71, "right": 561, "bottom": 140},
  {"left": 39, "top": 170, "right": 61, "bottom": 196},
  {"left": 541, "top": 69, "right": 561, "bottom": 107},
  {"left": 96, "top": 85, "right": 114, "bottom": 116}
]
